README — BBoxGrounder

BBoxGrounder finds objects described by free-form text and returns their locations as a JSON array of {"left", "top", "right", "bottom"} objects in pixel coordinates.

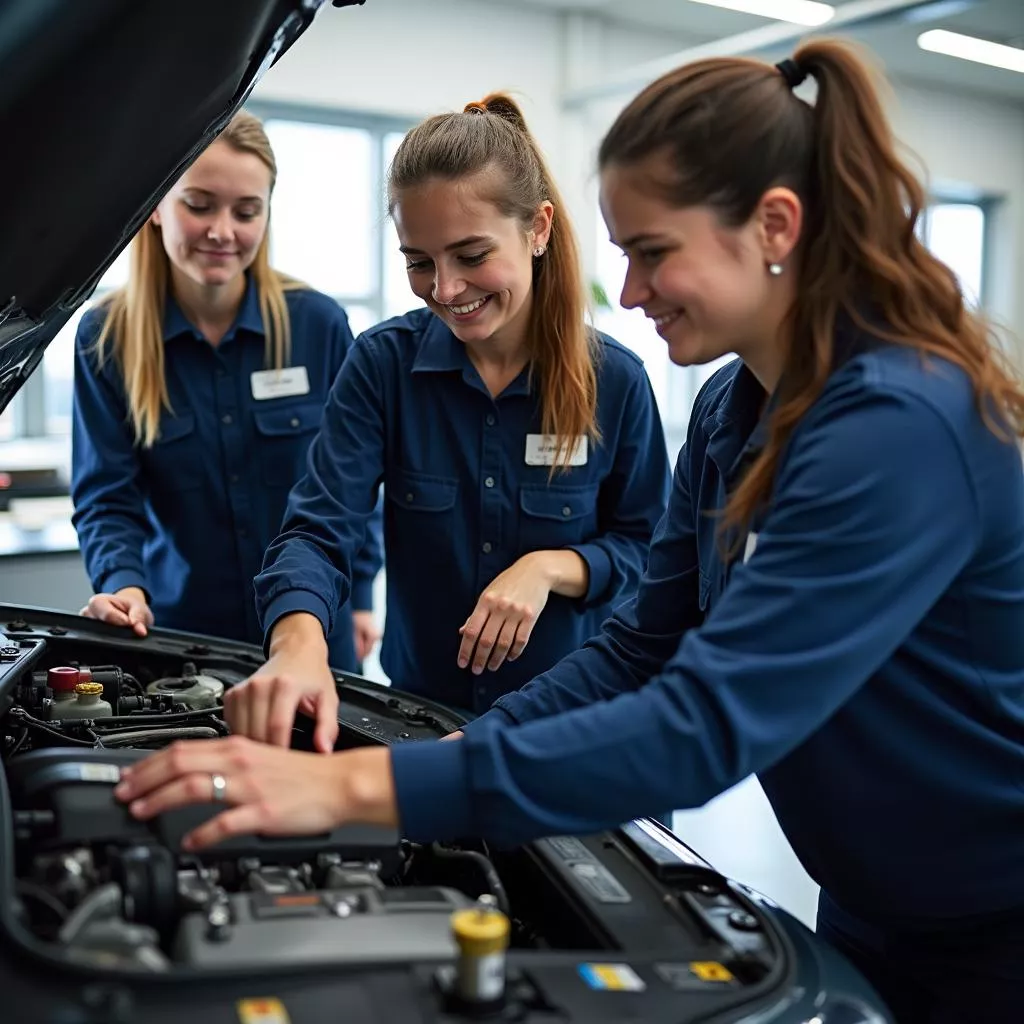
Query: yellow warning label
[
  {"left": 689, "top": 961, "right": 735, "bottom": 983},
  {"left": 237, "top": 997, "right": 291, "bottom": 1024}
]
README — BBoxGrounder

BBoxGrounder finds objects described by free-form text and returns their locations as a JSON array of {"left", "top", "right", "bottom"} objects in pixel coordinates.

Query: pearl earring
[
  {"left": 533, "top": 246, "right": 545, "bottom": 257},
  {"left": 768, "top": 262, "right": 784, "bottom": 276}
]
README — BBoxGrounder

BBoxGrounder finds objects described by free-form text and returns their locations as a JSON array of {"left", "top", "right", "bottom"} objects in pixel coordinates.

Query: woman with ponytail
[
  {"left": 220, "top": 94, "right": 668, "bottom": 730},
  {"left": 72, "top": 110, "right": 383, "bottom": 672},
  {"left": 117, "top": 42, "right": 1024, "bottom": 1018}
]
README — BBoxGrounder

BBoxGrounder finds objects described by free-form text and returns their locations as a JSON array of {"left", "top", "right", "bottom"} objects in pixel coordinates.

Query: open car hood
[{"left": 0, "top": 0, "right": 363, "bottom": 415}]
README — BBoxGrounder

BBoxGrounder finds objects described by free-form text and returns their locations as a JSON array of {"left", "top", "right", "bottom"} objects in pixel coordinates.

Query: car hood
[{"left": 0, "top": 0, "right": 362, "bottom": 415}]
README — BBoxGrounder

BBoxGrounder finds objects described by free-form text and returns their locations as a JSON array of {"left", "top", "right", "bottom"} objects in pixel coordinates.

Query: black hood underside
[{"left": 0, "top": 0, "right": 359, "bottom": 413}]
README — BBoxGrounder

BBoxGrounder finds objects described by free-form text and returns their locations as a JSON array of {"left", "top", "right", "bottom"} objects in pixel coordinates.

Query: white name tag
[
  {"left": 743, "top": 531, "right": 759, "bottom": 563},
  {"left": 251, "top": 366, "right": 310, "bottom": 401},
  {"left": 525, "top": 434, "right": 588, "bottom": 467}
]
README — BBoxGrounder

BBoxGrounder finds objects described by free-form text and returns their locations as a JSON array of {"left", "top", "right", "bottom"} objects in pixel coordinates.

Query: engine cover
[
  {"left": 174, "top": 886, "right": 473, "bottom": 968},
  {"left": 8, "top": 748, "right": 401, "bottom": 869}
]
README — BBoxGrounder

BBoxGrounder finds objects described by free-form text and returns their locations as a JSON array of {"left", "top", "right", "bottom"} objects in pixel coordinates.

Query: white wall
[
  {"left": 889, "top": 81, "right": 1024, "bottom": 348},
  {"left": 252, "top": 1, "right": 695, "bottom": 279},
  {"left": 256, "top": 5, "right": 1024, "bottom": 352}
]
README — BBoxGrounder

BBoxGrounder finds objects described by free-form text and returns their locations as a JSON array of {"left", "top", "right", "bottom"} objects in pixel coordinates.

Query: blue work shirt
[
  {"left": 71, "top": 276, "right": 383, "bottom": 670},
  {"left": 256, "top": 307, "right": 669, "bottom": 712},
  {"left": 392, "top": 327, "right": 1024, "bottom": 926}
]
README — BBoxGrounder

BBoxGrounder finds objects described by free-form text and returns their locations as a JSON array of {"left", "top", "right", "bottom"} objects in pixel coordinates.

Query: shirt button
[
  {"left": 222, "top": 413, "right": 233, "bottom": 425},
  {"left": 230, "top": 474, "right": 240, "bottom": 484},
  {"left": 238, "top": 527, "right": 248, "bottom": 538},
  {"left": 484, "top": 476, "right": 495, "bottom": 488},
  {"left": 290, "top": 417, "right": 300, "bottom": 428},
  {"left": 486, "top": 414, "right": 496, "bottom": 426},
  {"left": 562, "top": 505, "right": 572, "bottom": 517},
  {"left": 405, "top": 492, "right": 414, "bottom": 503},
  {"left": 482, "top": 541, "right": 492, "bottom": 554}
]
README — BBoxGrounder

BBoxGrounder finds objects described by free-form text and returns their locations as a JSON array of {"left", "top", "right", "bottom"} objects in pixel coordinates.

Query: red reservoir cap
[{"left": 47, "top": 666, "right": 80, "bottom": 692}]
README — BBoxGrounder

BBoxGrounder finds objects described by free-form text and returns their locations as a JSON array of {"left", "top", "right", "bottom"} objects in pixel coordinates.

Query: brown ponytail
[
  {"left": 599, "top": 38, "right": 1024, "bottom": 536},
  {"left": 389, "top": 93, "right": 599, "bottom": 469}
]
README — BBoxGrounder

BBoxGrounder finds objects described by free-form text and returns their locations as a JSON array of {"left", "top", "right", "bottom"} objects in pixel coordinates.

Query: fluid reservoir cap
[
  {"left": 451, "top": 899, "right": 510, "bottom": 956},
  {"left": 75, "top": 682, "right": 104, "bottom": 697},
  {"left": 47, "top": 666, "right": 80, "bottom": 692}
]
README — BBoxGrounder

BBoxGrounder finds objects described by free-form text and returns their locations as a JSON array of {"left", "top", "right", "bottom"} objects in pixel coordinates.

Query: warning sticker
[
  {"left": 689, "top": 961, "right": 735, "bottom": 983},
  {"left": 578, "top": 963, "right": 646, "bottom": 992},
  {"left": 655, "top": 961, "right": 738, "bottom": 990},
  {"left": 237, "top": 997, "right": 291, "bottom": 1024}
]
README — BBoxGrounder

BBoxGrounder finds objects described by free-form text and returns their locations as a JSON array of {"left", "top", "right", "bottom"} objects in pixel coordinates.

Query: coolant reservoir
[
  {"left": 51, "top": 681, "right": 113, "bottom": 720},
  {"left": 146, "top": 661, "right": 224, "bottom": 709}
]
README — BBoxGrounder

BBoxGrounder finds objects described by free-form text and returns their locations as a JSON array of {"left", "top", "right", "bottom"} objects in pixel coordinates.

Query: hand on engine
[
  {"left": 114, "top": 737, "right": 396, "bottom": 851},
  {"left": 80, "top": 586, "right": 154, "bottom": 637},
  {"left": 225, "top": 612, "right": 338, "bottom": 753}
]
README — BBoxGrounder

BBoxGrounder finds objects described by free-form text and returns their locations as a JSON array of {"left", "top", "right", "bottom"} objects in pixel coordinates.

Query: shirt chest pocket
[
  {"left": 386, "top": 468, "right": 459, "bottom": 545},
  {"left": 518, "top": 483, "right": 600, "bottom": 554},
  {"left": 252, "top": 402, "right": 324, "bottom": 486},
  {"left": 143, "top": 412, "right": 203, "bottom": 493}
]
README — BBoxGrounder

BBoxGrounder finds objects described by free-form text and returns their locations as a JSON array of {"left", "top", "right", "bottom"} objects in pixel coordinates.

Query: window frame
[{"left": 246, "top": 99, "right": 417, "bottom": 328}]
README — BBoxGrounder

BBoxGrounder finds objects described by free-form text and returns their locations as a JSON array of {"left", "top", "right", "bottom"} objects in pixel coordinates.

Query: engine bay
[
  {"left": 0, "top": 608, "right": 813, "bottom": 1022},
  {"left": 0, "top": 625, "right": 517, "bottom": 975}
]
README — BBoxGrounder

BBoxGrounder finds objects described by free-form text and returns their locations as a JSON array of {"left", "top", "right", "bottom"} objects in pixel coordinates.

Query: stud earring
[
  {"left": 533, "top": 246, "right": 545, "bottom": 257},
  {"left": 768, "top": 262, "right": 784, "bottom": 276}
]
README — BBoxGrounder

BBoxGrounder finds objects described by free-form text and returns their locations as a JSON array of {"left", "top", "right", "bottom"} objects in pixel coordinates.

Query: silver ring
[{"left": 210, "top": 773, "right": 227, "bottom": 803}]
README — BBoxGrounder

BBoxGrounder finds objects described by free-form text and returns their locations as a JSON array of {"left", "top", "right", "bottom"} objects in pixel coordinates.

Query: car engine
[
  {"left": 0, "top": 625, "right": 519, "bottom": 976},
  {"left": 0, "top": 610, "right": 891, "bottom": 1023}
]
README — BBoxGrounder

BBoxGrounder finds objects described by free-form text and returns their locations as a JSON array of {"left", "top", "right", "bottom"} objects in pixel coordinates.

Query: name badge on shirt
[
  {"left": 251, "top": 367, "right": 310, "bottom": 401},
  {"left": 743, "top": 532, "right": 759, "bottom": 563},
  {"left": 525, "top": 434, "right": 588, "bottom": 467}
]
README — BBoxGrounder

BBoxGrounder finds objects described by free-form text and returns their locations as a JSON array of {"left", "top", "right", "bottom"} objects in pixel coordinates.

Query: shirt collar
[
  {"left": 162, "top": 273, "right": 264, "bottom": 343},
  {"left": 412, "top": 312, "right": 532, "bottom": 398},
  {"left": 411, "top": 313, "right": 467, "bottom": 373},
  {"left": 704, "top": 362, "right": 771, "bottom": 481}
]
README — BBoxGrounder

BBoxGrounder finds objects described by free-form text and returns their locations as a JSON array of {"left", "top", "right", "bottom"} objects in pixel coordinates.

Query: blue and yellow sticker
[
  {"left": 237, "top": 997, "right": 291, "bottom": 1024},
  {"left": 578, "top": 962, "right": 647, "bottom": 992}
]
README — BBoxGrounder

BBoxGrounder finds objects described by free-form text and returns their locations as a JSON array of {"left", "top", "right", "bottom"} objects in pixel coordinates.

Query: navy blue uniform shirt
[
  {"left": 256, "top": 307, "right": 669, "bottom": 712},
  {"left": 393, "top": 333, "right": 1024, "bottom": 926},
  {"left": 72, "top": 276, "right": 383, "bottom": 670}
]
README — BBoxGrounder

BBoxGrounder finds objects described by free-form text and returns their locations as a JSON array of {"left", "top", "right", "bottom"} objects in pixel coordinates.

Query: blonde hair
[
  {"left": 96, "top": 110, "right": 304, "bottom": 447},
  {"left": 388, "top": 94, "right": 600, "bottom": 470}
]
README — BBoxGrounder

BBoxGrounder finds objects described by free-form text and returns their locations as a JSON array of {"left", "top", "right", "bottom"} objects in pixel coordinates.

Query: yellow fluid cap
[
  {"left": 451, "top": 904, "right": 510, "bottom": 956},
  {"left": 75, "top": 681, "right": 104, "bottom": 696}
]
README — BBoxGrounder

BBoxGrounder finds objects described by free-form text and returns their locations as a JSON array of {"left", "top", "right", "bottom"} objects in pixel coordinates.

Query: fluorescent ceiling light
[
  {"left": 917, "top": 29, "right": 1024, "bottom": 73},
  {"left": 684, "top": 0, "right": 835, "bottom": 27}
]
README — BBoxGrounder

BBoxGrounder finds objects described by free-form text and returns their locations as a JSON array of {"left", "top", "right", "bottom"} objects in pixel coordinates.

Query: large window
[
  {"left": 594, "top": 198, "right": 992, "bottom": 462},
  {"left": 0, "top": 104, "right": 415, "bottom": 450},
  {"left": 255, "top": 106, "right": 416, "bottom": 334}
]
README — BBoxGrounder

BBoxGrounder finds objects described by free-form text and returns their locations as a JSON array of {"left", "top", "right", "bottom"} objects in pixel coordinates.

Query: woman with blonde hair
[{"left": 72, "top": 110, "right": 382, "bottom": 671}]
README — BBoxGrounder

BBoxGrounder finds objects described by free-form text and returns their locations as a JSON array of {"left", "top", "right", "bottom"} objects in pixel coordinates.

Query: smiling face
[
  {"left": 599, "top": 158, "right": 800, "bottom": 383},
  {"left": 150, "top": 139, "right": 271, "bottom": 290},
  {"left": 391, "top": 170, "right": 552, "bottom": 351}
]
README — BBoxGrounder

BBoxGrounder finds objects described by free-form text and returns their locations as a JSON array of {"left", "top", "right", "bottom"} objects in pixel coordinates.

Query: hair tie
[
  {"left": 463, "top": 101, "right": 488, "bottom": 115},
  {"left": 775, "top": 59, "right": 807, "bottom": 90}
]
